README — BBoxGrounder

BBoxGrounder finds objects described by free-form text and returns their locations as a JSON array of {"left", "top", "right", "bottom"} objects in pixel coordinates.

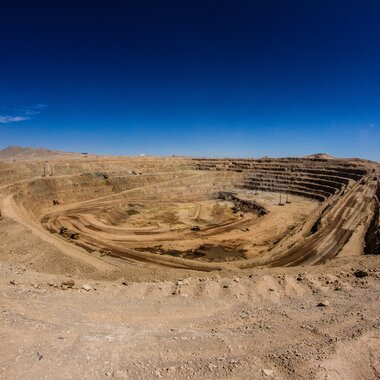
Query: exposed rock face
[{"left": 217, "top": 191, "right": 267, "bottom": 216}]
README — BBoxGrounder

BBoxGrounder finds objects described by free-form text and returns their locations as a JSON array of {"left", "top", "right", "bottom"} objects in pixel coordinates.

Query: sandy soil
[{"left": 0, "top": 256, "right": 379, "bottom": 379}]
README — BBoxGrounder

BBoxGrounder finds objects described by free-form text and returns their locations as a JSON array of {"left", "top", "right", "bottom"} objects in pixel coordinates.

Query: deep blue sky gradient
[{"left": 0, "top": 1, "right": 379, "bottom": 159}]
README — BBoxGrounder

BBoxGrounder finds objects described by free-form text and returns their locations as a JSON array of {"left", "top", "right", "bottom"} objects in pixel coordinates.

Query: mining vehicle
[
  {"left": 59, "top": 226, "right": 68, "bottom": 235},
  {"left": 69, "top": 232, "right": 81, "bottom": 240},
  {"left": 59, "top": 227, "right": 80, "bottom": 239}
]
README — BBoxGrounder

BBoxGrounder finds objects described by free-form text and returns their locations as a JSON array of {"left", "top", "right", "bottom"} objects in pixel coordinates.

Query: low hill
[
  {"left": 304, "top": 153, "right": 335, "bottom": 160},
  {"left": 0, "top": 146, "right": 81, "bottom": 161}
]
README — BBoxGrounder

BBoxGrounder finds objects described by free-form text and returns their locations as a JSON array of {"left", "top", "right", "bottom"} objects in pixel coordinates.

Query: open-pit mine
[
  {"left": 1, "top": 155, "right": 379, "bottom": 272},
  {"left": 1, "top": 152, "right": 379, "bottom": 379}
]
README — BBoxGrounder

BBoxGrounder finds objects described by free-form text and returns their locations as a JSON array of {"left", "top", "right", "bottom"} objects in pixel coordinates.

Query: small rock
[
  {"left": 353, "top": 269, "right": 368, "bottom": 278},
  {"left": 82, "top": 284, "right": 92, "bottom": 291},
  {"left": 262, "top": 368, "right": 274, "bottom": 377},
  {"left": 223, "top": 284, "right": 230, "bottom": 289},
  {"left": 61, "top": 280, "right": 75, "bottom": 289},
  {"left": 9, "top": 280, "right": 16, "bottom": 285},
  {"left": 317, "top": 300, "right": 330, "bottom": 307},
  {"left": 172, "top": 287, "right": 181, "bottom": 295}
]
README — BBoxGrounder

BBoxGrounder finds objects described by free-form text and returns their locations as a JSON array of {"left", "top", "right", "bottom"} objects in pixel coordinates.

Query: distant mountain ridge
[{"left": 0, "top": 146, "right": 80, "bottom": 160}]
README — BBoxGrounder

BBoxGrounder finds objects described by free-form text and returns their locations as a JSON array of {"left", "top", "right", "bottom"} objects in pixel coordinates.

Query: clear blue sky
[{"left": 0, "top": 1, "right": 379, "bottom": 160}]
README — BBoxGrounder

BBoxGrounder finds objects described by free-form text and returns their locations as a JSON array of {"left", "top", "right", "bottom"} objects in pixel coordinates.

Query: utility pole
[{"left": 42, "top": 161, "right": 47, "bottom": 177}]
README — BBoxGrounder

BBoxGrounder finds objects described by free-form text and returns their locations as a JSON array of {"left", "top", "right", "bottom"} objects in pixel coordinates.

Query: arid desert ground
[{"left": 0, "top": 147, "right": 379, "bottom": 379}]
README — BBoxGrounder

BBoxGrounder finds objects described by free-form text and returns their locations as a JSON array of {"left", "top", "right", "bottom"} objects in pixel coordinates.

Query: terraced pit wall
[
  {"left": 0, "top": 157, "right": 193, "bottom": 186},
  {"left": 193, "top": 157, "right": 369, "bottom": 202},
  {"left": 364, "top": 180, "right": 380, "bottom": 255},
  {"left": 11, "top": 171, "right": 194, "bottom": 222}
]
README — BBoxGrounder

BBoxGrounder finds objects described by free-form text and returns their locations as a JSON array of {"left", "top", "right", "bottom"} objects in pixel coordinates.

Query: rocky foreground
[{"left": 1, "top": 254, "right": 379, "bottom": 379}]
